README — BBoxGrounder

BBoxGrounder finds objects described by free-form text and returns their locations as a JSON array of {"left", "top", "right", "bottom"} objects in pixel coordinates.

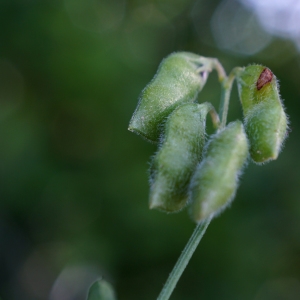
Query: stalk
[{"left": 157, "top": 217, "right": 212, "bottom": 300}]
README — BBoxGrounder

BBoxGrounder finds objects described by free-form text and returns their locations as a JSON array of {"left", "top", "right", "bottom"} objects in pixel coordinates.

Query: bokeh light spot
[
  {"left": 49, "top": 265, "right": 100, "bottom": 300},
  {"left": 240, "top": 0, "right": 300, "bottom": 51},
  {"left": 211, "top": 0, "right": 272, "bottom": 56}
]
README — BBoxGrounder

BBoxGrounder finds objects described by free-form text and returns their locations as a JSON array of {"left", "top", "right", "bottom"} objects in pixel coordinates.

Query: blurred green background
[{"left": 0, "top": 0, "right": 300, "bottom": 299}]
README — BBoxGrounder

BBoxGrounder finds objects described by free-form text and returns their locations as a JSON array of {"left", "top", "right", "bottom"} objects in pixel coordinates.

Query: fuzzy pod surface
[
  {"left": 190, "top": 121, "right": 249, "bottom": 222},
  {"left": 128, "top": 52, "right": 207, "bottom": 143},
  {"left": 236, "top": 65, "right": 288, "bottom": 163},
  {"left": 149, "top": 103, "right": 215, "bottom": 213}
]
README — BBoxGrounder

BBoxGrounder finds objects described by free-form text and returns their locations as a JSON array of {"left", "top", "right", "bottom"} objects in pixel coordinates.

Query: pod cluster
[{"left": 129, "top": 53, "right": 288, "bottom": 223}]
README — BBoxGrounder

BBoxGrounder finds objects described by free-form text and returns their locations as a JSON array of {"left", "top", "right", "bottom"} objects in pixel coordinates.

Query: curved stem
[
  {"left": 194, "top": 57, "right": 230, "bottom": 129},
  {"left": 208, "top": 105, "right": 221, "bottom": 130},
  {"left": 157, "top": 216, "right": 212, "bottom": 300},
  {"left": 218, "top": 80, "right": 231, "bottom": 129},
  {"left": 211, "top": 58, "right": 227, "bottom": 82},
  {"left": 218, "top": 67, "right": 242, "bottom": 129},
  {"left": 195, "top": 57, "right": 226, "bottom": 82},
  {"left": 196, "top": 58, "right": 235, "bottom": 129}
]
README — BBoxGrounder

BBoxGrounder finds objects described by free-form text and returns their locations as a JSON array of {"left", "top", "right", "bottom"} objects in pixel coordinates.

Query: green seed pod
[
  {"left": 128, "top": 52, "right": 208, "bottom": 142},
  {"left": 149, "top": 102, "right": 219, "bottom": 213},
  {"left": 236, "top": 65, "right": 288, "bottom": 163},
  {"left": 87, "top": 279, "right": 117, "bottom": 300},
  {"left": 190, "top": 121, "right": 248, "bottom": 223}
]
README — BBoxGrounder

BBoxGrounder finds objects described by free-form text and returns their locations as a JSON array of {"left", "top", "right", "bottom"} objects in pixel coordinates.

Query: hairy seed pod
[
  {"left": 128, "top": 52, "right": 208, "bottom": 142},
  {"left": 236, "top": 65, "right": 288, "bottom": 163},
  {"left": 190, "top": 121, "right": 248, "bottom": 223},
  {"left": 149, "top": 103, "right": 218, "bottom": 212}
]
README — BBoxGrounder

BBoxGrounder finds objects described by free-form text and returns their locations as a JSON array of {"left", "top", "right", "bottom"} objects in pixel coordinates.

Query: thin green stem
[
  {"left": 218, "top": 81, "right": 231, "bottom": 129},
  {"left": 218, "top": 67, "right": 242, "bottom": 129},
  {"left": 157, "top": 216, "right": 212, "bottom": 300},
  {"left": 194, "top": 57, "right": 231, "bottom": 129},
  {"left": 211, "top": 58, "right": 227, "bottom": 82},
  {"left": 195, "top": 58, "right": 226, "bottom": 81},
  {"left": 198, "top": 58, "right": 236, "bottom": 129},
  {"left": 208, "top": 105, "right": 221, "bottom": 130}
]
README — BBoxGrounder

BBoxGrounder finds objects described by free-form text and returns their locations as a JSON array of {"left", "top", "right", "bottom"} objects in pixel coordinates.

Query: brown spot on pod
[{"left": 256, "top": 68, "right": 273, "bottom": 90}]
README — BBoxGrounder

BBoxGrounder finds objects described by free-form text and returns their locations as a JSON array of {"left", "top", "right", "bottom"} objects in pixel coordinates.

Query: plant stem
[
  {"left": 218, "top": 67, "right": 242, "bottom": 129},
  {"left": 157, "top": 216, "right": 212, "bottom": 300},
  {"left": 211, "top": 58, "right": 227, "bottom": 82},
  {"left": 218, "top": 80, "right": 231, "bottom": 129}
]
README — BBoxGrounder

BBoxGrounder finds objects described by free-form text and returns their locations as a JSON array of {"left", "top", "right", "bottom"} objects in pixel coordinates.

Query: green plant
[
  {"left": 87, "top": 52, "right": 288, "bottom": 300},
  {"left": 87, "top": 279, "right": 116, "bottom": 300}
]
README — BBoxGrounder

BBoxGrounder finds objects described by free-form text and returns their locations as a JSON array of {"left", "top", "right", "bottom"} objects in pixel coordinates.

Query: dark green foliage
[{"left": 0, "top": 1, "right": 296, "bottom": 300}]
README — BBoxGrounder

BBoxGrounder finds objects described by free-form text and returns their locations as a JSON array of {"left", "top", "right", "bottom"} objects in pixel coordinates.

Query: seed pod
[
  {"left": 149, "top": 102, "right": 218, "bottom": 213},
  {"left": 128, "top": 52, "right": 208, "bottom": 143},
  {"left": 236, "top": 65, "right": 288, "bottom": 163},
  {"left": 190, "top": 121, "right": 248, "bottom": 223}
]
